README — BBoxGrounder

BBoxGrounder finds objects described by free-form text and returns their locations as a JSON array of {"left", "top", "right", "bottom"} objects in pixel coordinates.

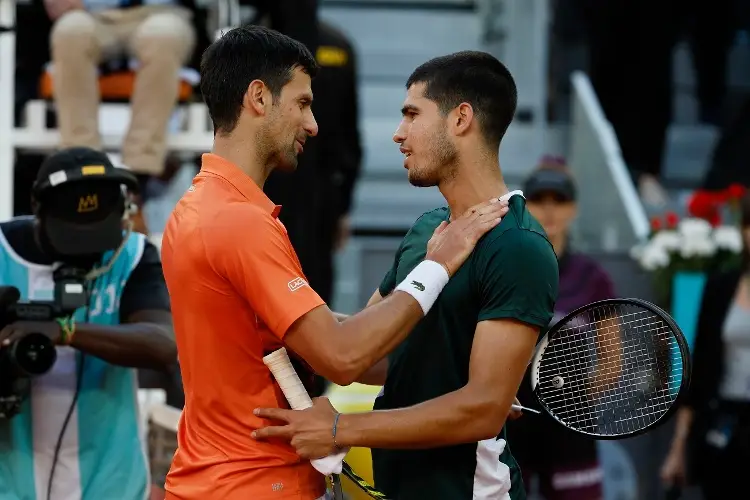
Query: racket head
[{"left": 530, "top": 298, "right": 691, "bottom": 439}]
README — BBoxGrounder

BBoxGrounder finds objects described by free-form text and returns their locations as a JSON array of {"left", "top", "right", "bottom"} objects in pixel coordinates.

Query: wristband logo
[{"left": 411, "top": 281, "right": 425, "bottom": 292}]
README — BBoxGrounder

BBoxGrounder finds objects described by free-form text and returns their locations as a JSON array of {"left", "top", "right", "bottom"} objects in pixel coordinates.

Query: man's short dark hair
[
  {"left": 200, "top": 25, "right": 319, "bottom": 135},
  {"left": 406, "top": 51, "right": 517, "bottom": 148}
]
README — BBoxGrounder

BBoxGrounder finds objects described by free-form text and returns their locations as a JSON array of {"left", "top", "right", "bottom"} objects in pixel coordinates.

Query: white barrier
[{"left": 568, "top": 71, "right": 650, "bottom": 253}]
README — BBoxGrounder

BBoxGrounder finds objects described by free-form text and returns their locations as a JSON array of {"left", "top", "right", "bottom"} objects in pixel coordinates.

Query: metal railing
[{"left": 567, "top": 71, "right": 650, "bottom": 253}]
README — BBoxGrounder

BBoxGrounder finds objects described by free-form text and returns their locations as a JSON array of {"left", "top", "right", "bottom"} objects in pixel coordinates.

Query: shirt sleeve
[
  {"left": 475, "top": 229, "right": 559, "bottom": 328},
  {"left": 119, "top": 241, "right": 171, "bottom": 320},
  {"left": 207, "top": 204, "right": 325, "bottom": 339},
  {"left": 378, "top": 240, "right": 405, "bottom": 297}
]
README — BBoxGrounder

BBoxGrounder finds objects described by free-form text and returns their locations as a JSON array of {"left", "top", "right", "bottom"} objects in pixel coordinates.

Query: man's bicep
[
  {"left": 468, "top": 319, "right": 539, "bottom": 415},
  {"left": 212, "top": 209, "right": 324, "bottom": 339},
  {"left": 284, "top": 304, "right": 341, "bottom": 380}
]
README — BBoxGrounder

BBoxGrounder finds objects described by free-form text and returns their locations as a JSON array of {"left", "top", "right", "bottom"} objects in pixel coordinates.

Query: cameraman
[{"left": 0, "top": 147, "right": 176, "bottom": 500}]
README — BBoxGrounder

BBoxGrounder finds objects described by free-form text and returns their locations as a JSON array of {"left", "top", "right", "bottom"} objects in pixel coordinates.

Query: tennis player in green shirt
[{"left": 254, "top": 50, "right": 559, "bottom": 500}]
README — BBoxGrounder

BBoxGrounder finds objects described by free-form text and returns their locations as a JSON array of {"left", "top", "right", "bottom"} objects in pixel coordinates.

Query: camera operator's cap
[
  {"left": 33, "top": 147, "right": 139, "bottom": 256},
  {"left": 523, "top": 163, "right": 577, "bottom": 202}
]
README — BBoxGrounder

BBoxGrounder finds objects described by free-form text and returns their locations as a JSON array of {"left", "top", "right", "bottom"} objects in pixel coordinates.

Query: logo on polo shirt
[{"left": 287, "top": 277, "right": 308, "bottom": 292}]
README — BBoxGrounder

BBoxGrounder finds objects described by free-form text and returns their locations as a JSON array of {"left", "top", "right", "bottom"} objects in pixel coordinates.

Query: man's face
[
  {"left": 261, "top": 68, "right": 318, "bottom": 172},
  {"left": 526, "top": 192, "right": 577, "bottom": 241},
  {"left": 393, "top": 83, "right": 457, "bottom": 187}
]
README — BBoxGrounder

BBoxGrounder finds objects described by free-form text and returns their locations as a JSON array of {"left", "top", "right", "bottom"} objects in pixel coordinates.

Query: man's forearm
[
  {"left": 325, "top": 292, "right": 423, "bottom": 385},
  {"left": 72, "top": 322, "right": 176, "bottom": 371},
  {"left": 336, "top": 385, "right": 503, "bottom": 449}
]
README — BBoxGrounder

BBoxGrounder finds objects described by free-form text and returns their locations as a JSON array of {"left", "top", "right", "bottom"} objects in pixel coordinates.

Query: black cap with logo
[{"left": 32, "top": 147, "right": 139, "bottom": 256}]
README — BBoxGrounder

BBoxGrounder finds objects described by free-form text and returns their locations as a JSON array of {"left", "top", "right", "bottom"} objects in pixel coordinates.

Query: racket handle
[{"left": 263, "top": 348, "right": 347, "bottom": 475}]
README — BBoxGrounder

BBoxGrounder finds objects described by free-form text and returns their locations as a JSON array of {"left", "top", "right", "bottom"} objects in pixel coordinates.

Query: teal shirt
[
  {"left": 0, "top": 218, "right": 150, "bottom": 500},
  {"left": 373, "top": 194, "right": 559, "bottom": 500}
]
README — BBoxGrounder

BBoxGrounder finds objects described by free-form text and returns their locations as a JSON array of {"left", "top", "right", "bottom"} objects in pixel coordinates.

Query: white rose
[
  {"left": 680, "top": 237, "right": 716, "bottom": 258},
  {"left": 678, "top": 218, "right": 713, "bottom": 239},
  {"left": 651, "top": 230, "right": 682, "bottom": 252},
  {"left": 640, "top": 243, "right": 670, "bottom": 271},
  {"left": 713, "top": 226, "right": 744, "bottom": 253}
]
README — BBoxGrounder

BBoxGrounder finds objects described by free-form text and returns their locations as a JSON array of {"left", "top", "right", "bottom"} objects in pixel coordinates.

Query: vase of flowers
[{"left": 631, "top": 184, "right": 746, "bottom": 349}]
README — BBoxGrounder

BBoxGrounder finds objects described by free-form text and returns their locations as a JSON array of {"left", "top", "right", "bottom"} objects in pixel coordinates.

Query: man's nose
[
  {"left": 305, "top": 112, "right": 319, "bottom": 137},
  {"left": 393, "top": 122, "right": 406, "bottom": 143}
]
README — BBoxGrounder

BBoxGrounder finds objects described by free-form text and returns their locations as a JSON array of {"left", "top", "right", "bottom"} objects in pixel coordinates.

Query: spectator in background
[
  {"left": 660, "top": 192, "right": 750, "bottom": 500},
  {"left": 264, "top": 19, "right": 362, "bottom": 307},
  {"left": 45, "top": 0, "right": 196, "bottom": 221},
  {"left": 507, "top": 158, "right": 616, "bottom": 500}
]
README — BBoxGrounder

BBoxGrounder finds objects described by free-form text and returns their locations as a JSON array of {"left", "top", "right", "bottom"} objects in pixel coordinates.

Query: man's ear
[
  {"left": 245, "top": 80, "right": 271, "bottom": 116},
  {"left": 452, "top": 102, "right": 474, "bottom": 136}
]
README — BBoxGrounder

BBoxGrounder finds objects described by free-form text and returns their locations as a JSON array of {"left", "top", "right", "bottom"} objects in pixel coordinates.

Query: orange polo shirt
[{"left": 161, "top": 154, "right": 326, "bottom": 500}]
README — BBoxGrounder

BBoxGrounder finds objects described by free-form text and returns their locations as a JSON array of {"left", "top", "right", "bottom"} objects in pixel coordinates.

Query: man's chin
[
  {"left": 408, "top": 171, "right": 436, "bottom": 188},
  {"left": 277, "top": 155, "right": 299, "bottom": 172}
]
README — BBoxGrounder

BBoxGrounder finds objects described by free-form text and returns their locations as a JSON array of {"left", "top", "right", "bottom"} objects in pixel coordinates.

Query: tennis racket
[
  {"left": 263, "top": 297, "right": 690, "bottom": 498},
  {"left": 526, "top": 297, "right": 691, "bottom": 439}
]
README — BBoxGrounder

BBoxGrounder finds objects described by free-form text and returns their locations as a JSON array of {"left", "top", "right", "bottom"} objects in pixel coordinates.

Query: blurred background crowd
[{"left": 3, "top": 0, "right": 750, "bottom": 499}]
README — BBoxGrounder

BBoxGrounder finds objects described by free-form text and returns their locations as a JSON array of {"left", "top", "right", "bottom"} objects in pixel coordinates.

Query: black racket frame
[{"left": 530, "top": 297, "right": 692, "bottom": 440}]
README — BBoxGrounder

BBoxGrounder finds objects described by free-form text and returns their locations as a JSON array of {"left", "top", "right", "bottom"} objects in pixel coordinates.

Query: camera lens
[{"left": 10, "top": 333, "right": 57, "bottom": 376}]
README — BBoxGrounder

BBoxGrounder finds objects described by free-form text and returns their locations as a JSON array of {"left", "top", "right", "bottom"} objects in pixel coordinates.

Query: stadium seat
[{"left": 38, "top": 61, "right": 198, "bottom": 103}]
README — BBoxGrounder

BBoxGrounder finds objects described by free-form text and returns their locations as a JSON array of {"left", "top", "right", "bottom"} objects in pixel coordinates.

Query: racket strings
[{"left": 536, "top": 304, "right": 684, "bottom": 436}]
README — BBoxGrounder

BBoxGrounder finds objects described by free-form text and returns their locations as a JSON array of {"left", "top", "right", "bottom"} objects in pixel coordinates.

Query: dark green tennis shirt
[{"left": 372, "top": 193, "right": 559, "bottom": 500}]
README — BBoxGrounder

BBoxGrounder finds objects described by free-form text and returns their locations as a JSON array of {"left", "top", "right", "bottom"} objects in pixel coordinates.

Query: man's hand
[
  {"left": 508, "top": 397, "right": 523, "bottom": 420},
  {"left": 426, "top": 198, "right": 508, "bottom": 276},
  {"left": 252, "top": 397, "right": 339, "bottom": 459},
  {"left": 0, "top": 321, "right": 61, "bottom": 347}
]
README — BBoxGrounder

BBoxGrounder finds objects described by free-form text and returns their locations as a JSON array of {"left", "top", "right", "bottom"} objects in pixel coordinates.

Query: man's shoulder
[
  {"left": 405, "top": 207, "right": 448, "bottom": 237},
  {"left": 0, "top": 216, "right": 34, "bottom": 235}
]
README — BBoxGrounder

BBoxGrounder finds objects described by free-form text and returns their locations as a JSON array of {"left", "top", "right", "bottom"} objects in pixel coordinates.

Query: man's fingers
[
  {"left": 432, "top": 220, "right": 449, "bottom": 236},
  {"left": 0, "top": 326, "right": 19, "bottom": 346},
  {"left": 253, "top": 407, "right": 293, "bottom": 422},
  {"left": 461, "top": 198, "right": 503, "bottom": 218},
  {"left": 251, "top": 425, "right": 293, "bottom": 441}
]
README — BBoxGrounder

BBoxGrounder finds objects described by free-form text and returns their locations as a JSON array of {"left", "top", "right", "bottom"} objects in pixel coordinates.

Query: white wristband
[{"left": 394, "top": 260, "right": 450, "bottom": 315}]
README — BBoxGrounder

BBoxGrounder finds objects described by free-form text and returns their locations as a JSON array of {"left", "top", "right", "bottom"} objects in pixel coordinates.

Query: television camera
[{"left": 0, "top": 266, "right": 89, "bottom": 418}]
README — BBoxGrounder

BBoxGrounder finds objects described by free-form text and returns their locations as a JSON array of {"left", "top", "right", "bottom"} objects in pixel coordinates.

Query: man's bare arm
[
  {"left": 319, "top": 291, "right": 390, "bottom": 386},
  {"left": 334, "top": 318, "right": 539, "bottom": 448},
  {"left": 284, "top": 199, "right": 507, "bottom": 386},
  {"left": 285, "top": 292, "right": 418, "bottom": 387}
]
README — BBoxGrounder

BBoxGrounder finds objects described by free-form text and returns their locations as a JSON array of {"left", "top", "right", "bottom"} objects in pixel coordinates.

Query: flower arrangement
[{"left": 631, "top": 184, "right": 747, "bottom": 306}]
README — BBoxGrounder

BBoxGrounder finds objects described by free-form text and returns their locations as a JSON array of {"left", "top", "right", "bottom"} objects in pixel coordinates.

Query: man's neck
[
  {"left": 439, "top": 157, "right": 508, "bottom": 218},
  {"left": 212, "top": 135, "right": 271, "bottom": 188}
]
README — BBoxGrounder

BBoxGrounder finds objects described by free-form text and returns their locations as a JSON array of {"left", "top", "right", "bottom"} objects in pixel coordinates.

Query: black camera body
[{"left": 0, "top": 266, "right": 89, "bottom": 419}]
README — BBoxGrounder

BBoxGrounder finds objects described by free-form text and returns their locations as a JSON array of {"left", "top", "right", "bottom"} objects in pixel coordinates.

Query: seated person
[{"left": 45, "top": 0, "right": 197, "bottom": 231}]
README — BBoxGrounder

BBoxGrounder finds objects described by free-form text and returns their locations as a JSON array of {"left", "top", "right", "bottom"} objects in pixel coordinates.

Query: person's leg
[
  {"left": 122, "top": 7, "right": 195, "bottom": 177},
  {"left": 50, "top": 11, "right": 116, "bottom": 150}
]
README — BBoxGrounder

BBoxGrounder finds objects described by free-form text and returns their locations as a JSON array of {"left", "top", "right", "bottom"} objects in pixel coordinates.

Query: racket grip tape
[{"left": 262, "top": 348, "right": 346, "bottom": 475}]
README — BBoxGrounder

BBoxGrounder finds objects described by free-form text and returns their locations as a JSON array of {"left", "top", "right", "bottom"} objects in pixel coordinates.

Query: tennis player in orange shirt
[{"left": 160, "top": 25, "right": 509, "bottom": 500}]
